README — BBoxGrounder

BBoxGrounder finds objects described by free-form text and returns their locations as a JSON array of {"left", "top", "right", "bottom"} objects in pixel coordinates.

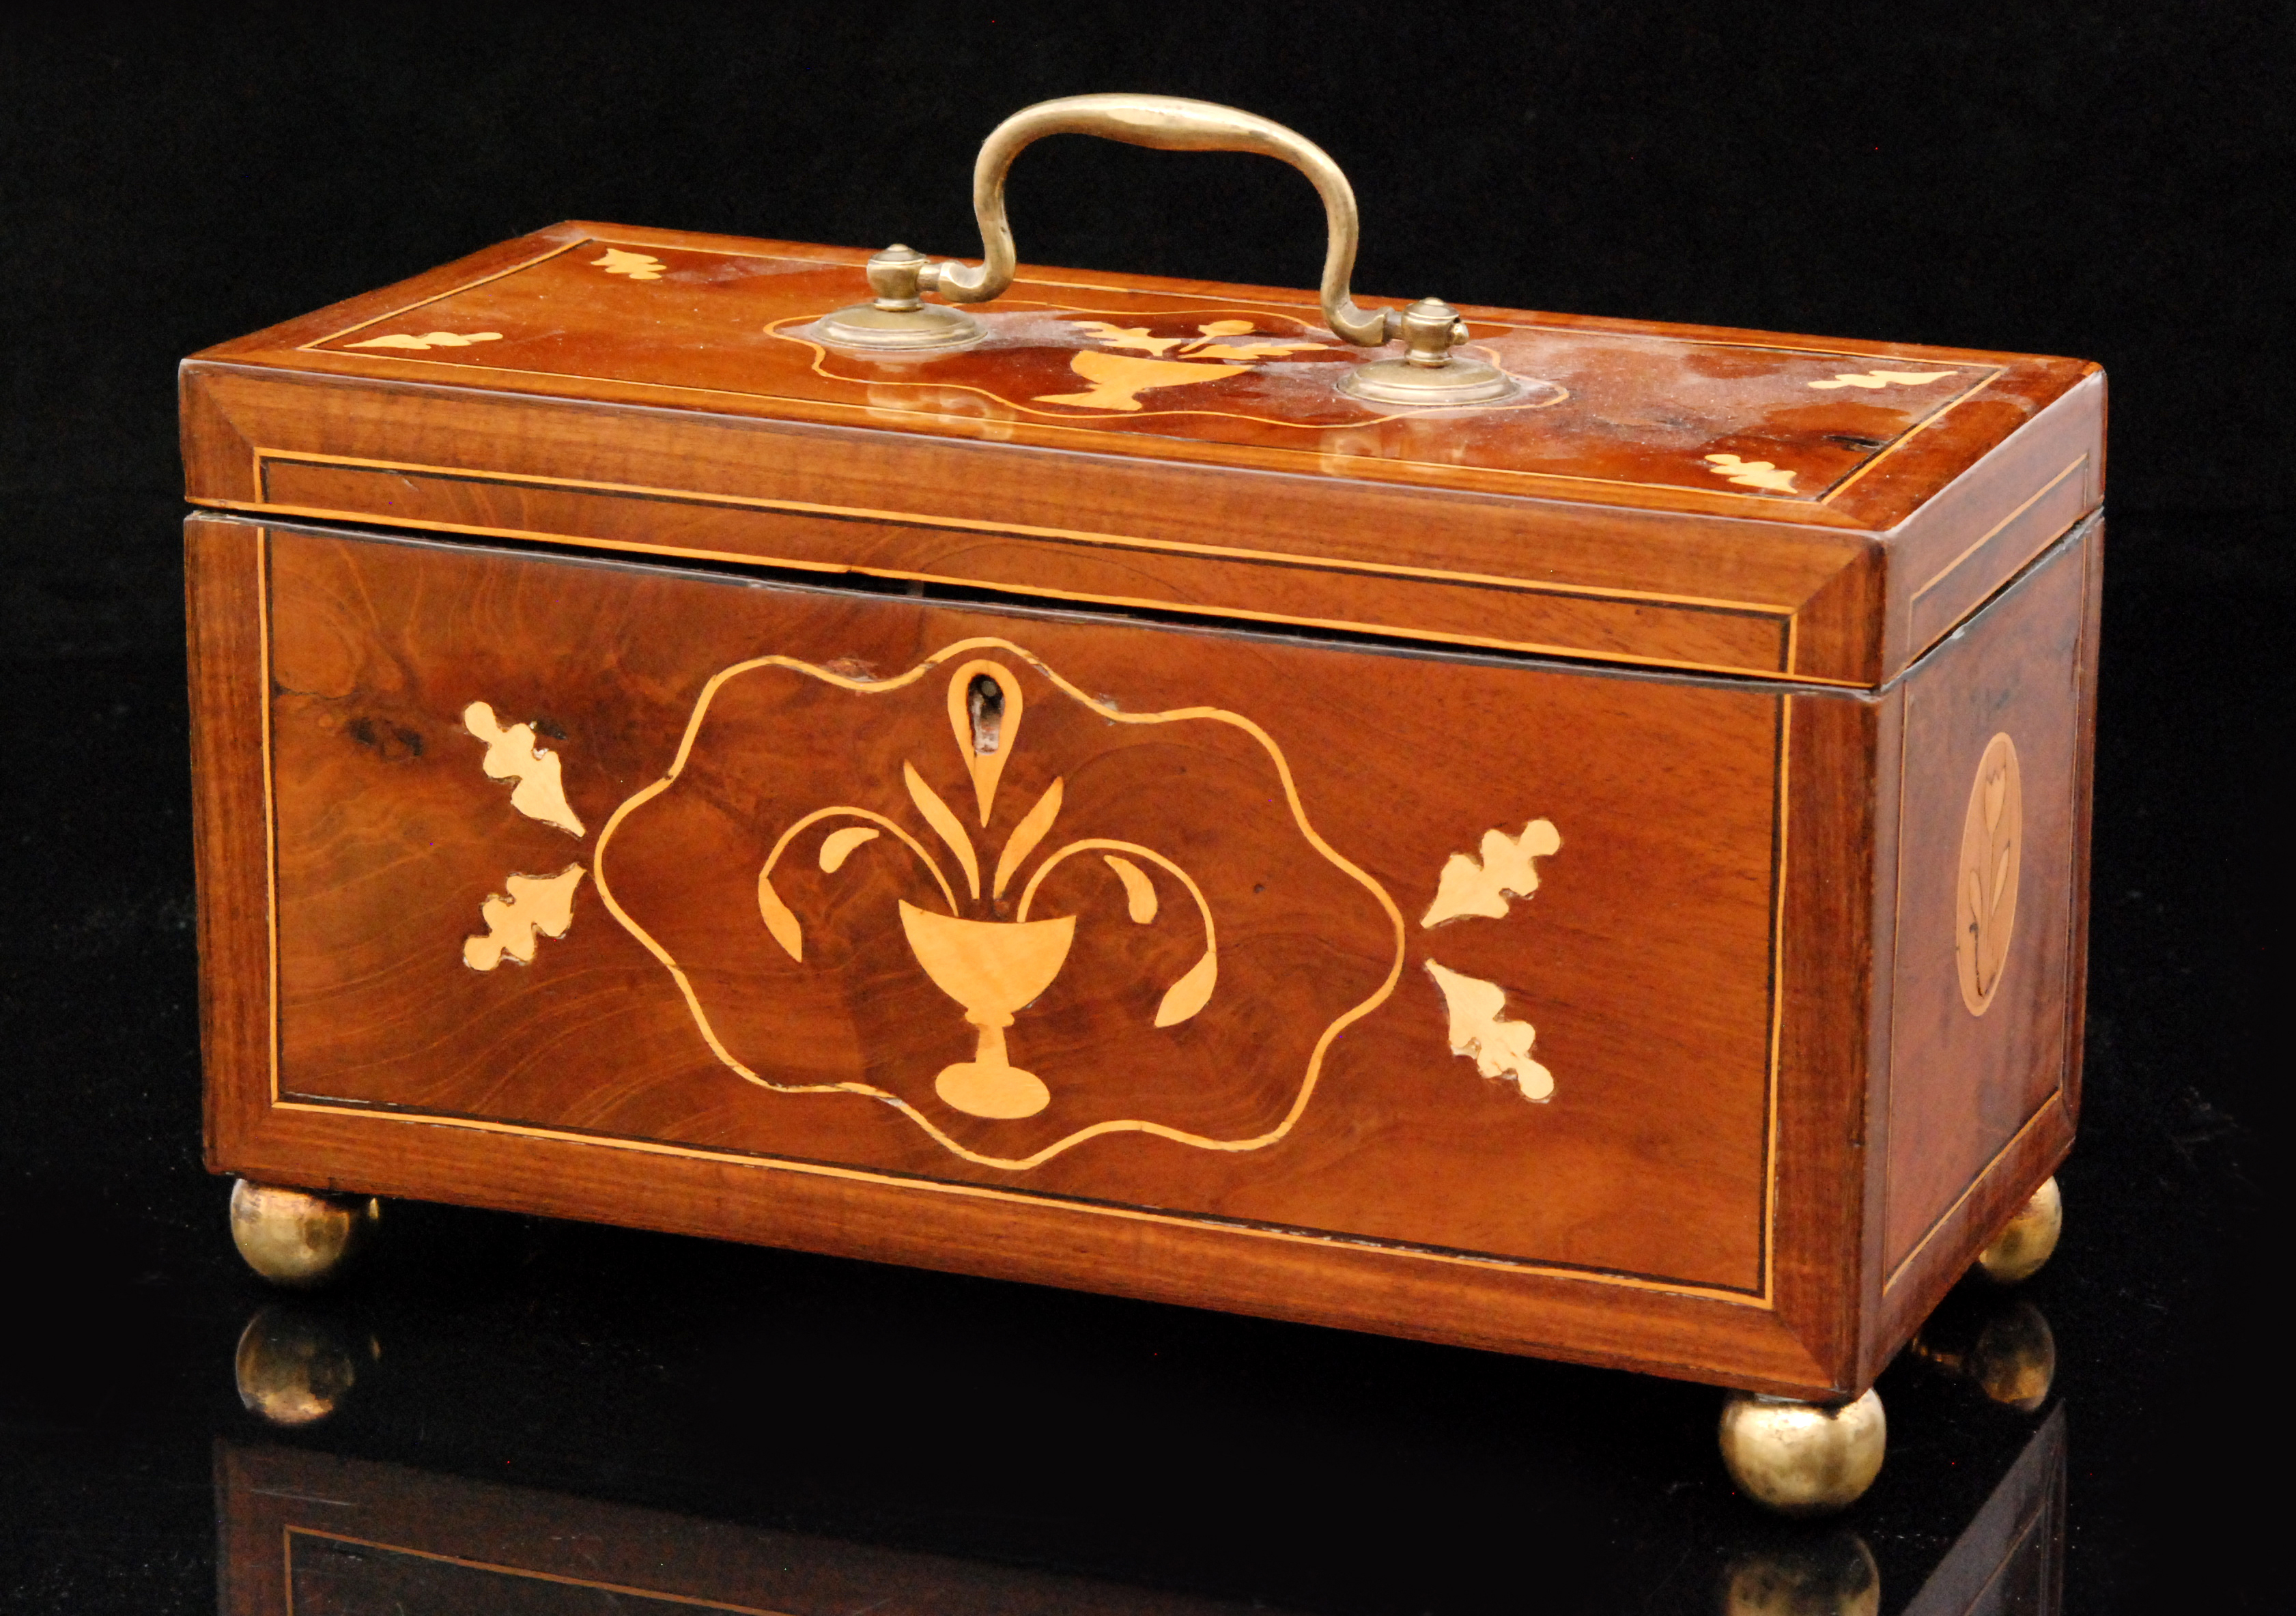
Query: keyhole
[{"left": 967, "top": 674, "right": 1005, "bottom": 754}]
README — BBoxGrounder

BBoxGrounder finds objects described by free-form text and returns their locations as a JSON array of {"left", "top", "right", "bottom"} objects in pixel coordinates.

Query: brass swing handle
[
  {"left": 866, "top": 93, "right": 1471, "bottom": 362},
  {"left": 933, "top": 93, "right": 1411, "bottom": 349}
]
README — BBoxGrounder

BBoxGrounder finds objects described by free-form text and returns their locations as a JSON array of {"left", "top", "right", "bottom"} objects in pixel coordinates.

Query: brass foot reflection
[
  {"left": 1912, "top": 1294, "right": 2057, "bottom": 1412},
  {"left": 1974, "top": 1176, "right": 2062, "bottom": 1285},
  {"left": 234, "top": 1305, "right": 378, "bottom": 1427},
  {"left": 1718, "top": 1389, "right": 1887, "bottom": 1516},
  {"left": 1720, "top": 1531, "right": 1880, "bottom": 1616},
  {"left": 229, "top": 1178, "right": 381, "bottom": 1288}
]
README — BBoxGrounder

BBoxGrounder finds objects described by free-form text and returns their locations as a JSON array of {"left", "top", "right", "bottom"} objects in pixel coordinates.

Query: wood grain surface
[{"left": 181, "top": 221, "right": 2103, "bottom": 686}]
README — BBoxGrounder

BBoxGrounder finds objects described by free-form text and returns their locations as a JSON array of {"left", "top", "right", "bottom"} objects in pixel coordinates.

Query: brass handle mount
[{"left": 817, "top": 94, "right": 1516, "bottom": 406}]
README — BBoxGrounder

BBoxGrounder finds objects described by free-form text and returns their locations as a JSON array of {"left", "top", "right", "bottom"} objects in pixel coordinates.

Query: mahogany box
[{"left": 180, "top": 128, "right": 2100, "bottom": 1421}]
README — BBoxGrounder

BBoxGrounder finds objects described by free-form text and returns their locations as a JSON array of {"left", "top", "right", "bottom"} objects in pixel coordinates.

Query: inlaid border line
[
  {"left": 268, "top": 1098, "right": 1776, "bottom": 1303},
  {"left": 249, "top": 450, "right": 1794, "bottom": 612},
  {"left": 1909, "top": 456, "right": 2089, "bottom": 604},
  {"left": 260, "top": 528, "right": 281, "bottom": 1106},
  {"left": 231, "top": 452, "right": 1849, "bottom": 687},
  {"left": 225, "top": 490, "right": 1821, "bottom": 684},
  {"left": 300, "top": 236, "right": 591, "bottom": 347},
  {"left": 1881, "top": 1094, "right": 2064, "bottom": 1294},
  {"left": 1762, "top": 693, "right": 1792, "bottom": 1302}
]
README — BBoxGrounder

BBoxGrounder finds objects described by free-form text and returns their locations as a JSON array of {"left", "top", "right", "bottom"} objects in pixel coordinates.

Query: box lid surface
[{"left": 183, "top": 221, "right": 2102, "bottom": 687}]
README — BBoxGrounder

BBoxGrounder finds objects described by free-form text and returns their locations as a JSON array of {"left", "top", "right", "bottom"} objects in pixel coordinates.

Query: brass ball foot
[
  {"left": 233, "top": 1305, "right": 376, "bottom": 1426},
  {"left": 1719, "top": 1389, "right": 1886, "bottom": 1516},
  {"left": 229, "top": 1178, "right": 380, "bottom": 1288},
  {"left": 1974, "top": 1176, "right": 2062, "bottom": 1285}
]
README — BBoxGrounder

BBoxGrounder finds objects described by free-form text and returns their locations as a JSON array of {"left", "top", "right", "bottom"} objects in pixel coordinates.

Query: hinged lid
[{"left": 184, "top": 210, "right": 2099, "bottom": 688}]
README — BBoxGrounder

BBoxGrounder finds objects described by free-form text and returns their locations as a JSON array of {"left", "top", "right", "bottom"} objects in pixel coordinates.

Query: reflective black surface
[
  {"left": 3, "top": 8, "right": 2279, "bottom": 1608},
  {"left": 10, "top": 1189, "right": 2082, "bottom": 1615}
]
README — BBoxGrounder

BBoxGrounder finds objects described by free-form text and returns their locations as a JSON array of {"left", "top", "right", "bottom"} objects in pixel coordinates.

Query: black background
[{"left": 2, "top": 3, "right": 2282, "bottom": 1610}]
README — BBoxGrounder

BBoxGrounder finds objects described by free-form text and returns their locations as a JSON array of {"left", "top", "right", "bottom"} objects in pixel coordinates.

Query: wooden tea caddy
[{"left": 182, "top": 96, "right": 2095, "bottom": 1512}]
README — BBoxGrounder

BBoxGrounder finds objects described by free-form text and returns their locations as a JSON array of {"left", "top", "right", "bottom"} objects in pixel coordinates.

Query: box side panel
[
  {"left": 204, "top": 513, "right": 1863, "bottom": 1393},
  {"left": 1870, "top": 517, "right": 2096, "bottom": 1363}
]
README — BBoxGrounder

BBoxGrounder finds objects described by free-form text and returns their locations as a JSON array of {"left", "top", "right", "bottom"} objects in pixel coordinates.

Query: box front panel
[{"left": 244, "top": 522, "right": 1794, "bottom": 1301}]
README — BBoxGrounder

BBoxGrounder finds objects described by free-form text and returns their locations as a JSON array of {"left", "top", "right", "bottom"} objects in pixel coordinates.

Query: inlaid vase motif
[{"left": 590, "top": 638, "right": 1403, "bottom": 1170}]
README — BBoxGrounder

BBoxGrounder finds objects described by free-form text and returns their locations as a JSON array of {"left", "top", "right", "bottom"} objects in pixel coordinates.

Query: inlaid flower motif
[{"left": 1033, "top": 318, "right": 1338, "bottom": 410}]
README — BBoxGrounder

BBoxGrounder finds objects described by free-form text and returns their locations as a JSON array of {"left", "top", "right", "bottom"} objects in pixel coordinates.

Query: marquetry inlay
[
  {"left": 1704, "top": 453, "right": 1800, "bottom": 493},
  {"left": 1955, "top": 732, "right": 2022, "bottom": 1015},
  {"left": 463, "top": 702, "right": 584, "bottom": 836}
]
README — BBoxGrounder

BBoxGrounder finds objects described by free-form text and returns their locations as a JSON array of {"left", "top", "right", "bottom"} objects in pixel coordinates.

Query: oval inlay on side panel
[{"left": 1955, "top": 733, "right": 2022, "bottom": 1016}]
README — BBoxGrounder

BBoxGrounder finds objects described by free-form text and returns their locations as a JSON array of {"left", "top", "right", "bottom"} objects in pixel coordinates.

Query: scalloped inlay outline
[{"left": 589, "top": 635, "right": 1408, "bottom": 1172}]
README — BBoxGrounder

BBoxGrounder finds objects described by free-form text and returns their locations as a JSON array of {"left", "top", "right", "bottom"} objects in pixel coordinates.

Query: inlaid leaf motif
[
  {"left": 346, "top": 330, "right": 505, "bottom": 352},
  {"left": 903, "top": 762, "right": 980, "bottom": 900},
  {"left": 1154, "top": 950, "right": 1217, "bottom": 1029},
  {"left": 592, "top": 249, "right": 666, "bottom": 281},
  {"left": 463, "top": 866, "right": 585, "bottom": 971},
  {"left": 1180, "top": 324, "right": 1324, "bottom": 362},
  {"left": 1703, "top": 453, "right": 1799, "bottom": 493},
  {"left": 759, "top": 875, "right": 804, "bottom": 962},
  {"left": 818, "top": 825, "right": 880, "bottom": 873},
  {"left": 991, "top": 778, "right": 1064, "bottom": 900},
  {"left": 1425, "top": 961, "right": 1553, "bottom": 1101},
  {"left": 1806, "top": 369, "right": 1955, "bottom": 391},
  {"left": 1422, "top": 819, "right": 1561, "bottom": 928},
  {"left": 1186, "top": 341, "right": 1327, "bottom": 360},
  {"left": 1104, "top": 854, "right": 1159, "bottom": 923},
  {"left": 464, "top": 702, "right": 585, "bottom": 836},
  {"left": 1065, "top": 318, "right": 1333, "bottom": 365}
]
